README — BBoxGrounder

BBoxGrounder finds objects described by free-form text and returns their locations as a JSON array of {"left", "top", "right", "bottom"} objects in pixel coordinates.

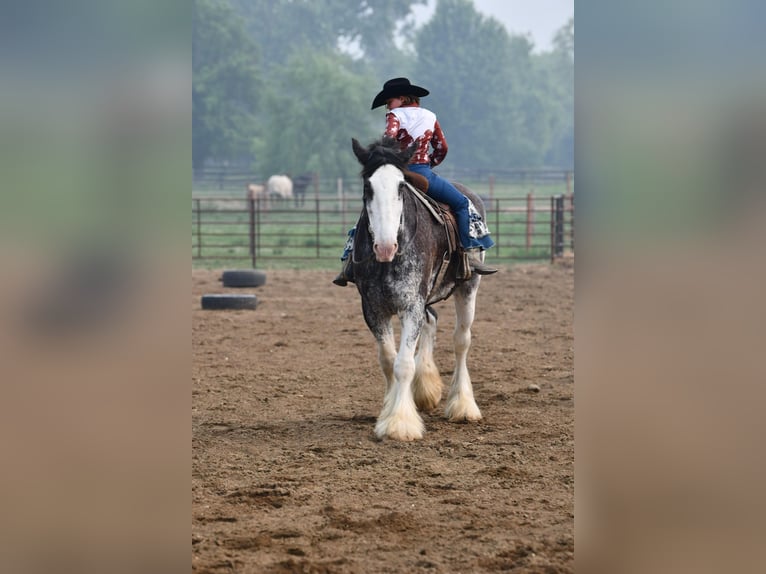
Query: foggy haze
[{"left": 412, "top": 0, "right": 573, "bottom": 51}]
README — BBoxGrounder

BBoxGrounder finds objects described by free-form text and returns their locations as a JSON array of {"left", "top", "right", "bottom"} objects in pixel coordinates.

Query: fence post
[
  {"left": 549, "top": 196, "right": 555, "bottom": 263},
  {"left": 315, "top": 192, "right": 321, "bottom": 258},
  {"left": 248, "top": 196, "right": 256, "bottom": 268},
  {"left": 569, "top": 193, "right": 575, "bottom": 251},
  {"left": 550, "top": 195, "right": 564, "bottom": 261},
  {"left": 489, "top": 175, "right": 495, "bottom": 202},
  {"left": 195, "top": 198, "right": 202, "bottom": 260},
  {"left": 256, "top": 198, "right": 262, "bottom": 264},
  {"left": 526, "top": 191, "right": 534, "bottom": 250}
]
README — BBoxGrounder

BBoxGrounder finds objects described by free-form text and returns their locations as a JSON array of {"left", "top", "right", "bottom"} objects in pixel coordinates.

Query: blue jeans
[{"left": 407, "top": 163, "right": 482, "bottom": 249}]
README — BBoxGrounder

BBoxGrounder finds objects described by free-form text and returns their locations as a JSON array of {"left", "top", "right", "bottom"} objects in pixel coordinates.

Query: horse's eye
[{"left": 363, "top": 182, "right": 373, "bottom": 201}]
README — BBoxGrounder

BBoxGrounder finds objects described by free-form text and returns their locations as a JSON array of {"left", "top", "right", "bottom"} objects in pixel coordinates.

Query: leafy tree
[
  {"left": 414, "top": 0, "right": 566, "bottom": 169},
  {"left": 505, "top": 35, "right": 556, "bottom": 167},
  {"left": 339, "top": 0, "right": 427, "bottom": 79},
  {"left": 228, "top": 0, "right": 339, "bottom": 70},
  {"left": 192, "top": 0, "right": 259, "bottom": 170},
  {"left": 229, "top": 0, "right": 426, "bottom": 73},
  {"left": 542, "top": 18, "right": 574, "bottom": 167},
  {"left": 192, "top": 0, "right": 574, "bottom": 175},
  {"left": 414, "top": 0, "right": 519, "bottom": 168},
  {"left": 253, "top": 49, "right": 379, "bottom": 179}
]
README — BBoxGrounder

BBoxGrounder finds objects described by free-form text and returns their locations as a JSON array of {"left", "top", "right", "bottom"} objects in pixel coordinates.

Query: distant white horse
[{"left": 266, "top": 175, "right": 293, "bottom": 207}]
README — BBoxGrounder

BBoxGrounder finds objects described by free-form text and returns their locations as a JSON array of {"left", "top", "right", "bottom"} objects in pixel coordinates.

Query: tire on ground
[
  {"left": 220, "top": 269, "right": 267, "bottom": 287},
  {"left": 201, "top": 294, "right": 258, "bottom": 310}
]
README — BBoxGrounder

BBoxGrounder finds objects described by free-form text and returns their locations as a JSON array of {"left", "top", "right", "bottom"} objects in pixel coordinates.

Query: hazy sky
[{"left": 412, "top": 0, "right": 573, "bottom": 52}]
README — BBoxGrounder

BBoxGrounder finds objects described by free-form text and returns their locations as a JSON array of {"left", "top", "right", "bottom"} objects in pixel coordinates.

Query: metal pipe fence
[{"left": 192, "top": 192, "right": 573, "bottom": 268}]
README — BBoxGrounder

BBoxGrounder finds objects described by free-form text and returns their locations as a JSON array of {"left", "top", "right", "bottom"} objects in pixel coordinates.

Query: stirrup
[
  {"left": 332, "top": 260, "right": 354, "bottom": 286},
  {"left": 457, "top": 251, "right": 472, "bottom": 281},
  {"left": 332, "top": 274, "right": 348, "bottom": 286}
]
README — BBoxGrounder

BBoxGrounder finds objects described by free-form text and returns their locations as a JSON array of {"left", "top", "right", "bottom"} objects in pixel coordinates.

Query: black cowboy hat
[{"left": 371, "top": 77, "right": 430, "bottom": 109}]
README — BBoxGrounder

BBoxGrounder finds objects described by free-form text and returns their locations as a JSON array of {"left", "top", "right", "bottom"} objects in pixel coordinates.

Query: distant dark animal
[
  {"left": 349, "top": 136, "right": 489, "bottom": 441},
  {"left": 292, "top": 173, "right": 313, "bottom": 208}
]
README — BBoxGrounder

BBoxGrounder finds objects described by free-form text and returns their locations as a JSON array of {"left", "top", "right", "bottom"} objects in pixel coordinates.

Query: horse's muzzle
[{"left": 373, "top": 242, "right": 398, "bottom": 262}]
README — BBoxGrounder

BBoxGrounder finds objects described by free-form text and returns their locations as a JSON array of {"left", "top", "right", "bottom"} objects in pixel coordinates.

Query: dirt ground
[{"left": 192, "top": 261, "right": 574, "bottom": 573}]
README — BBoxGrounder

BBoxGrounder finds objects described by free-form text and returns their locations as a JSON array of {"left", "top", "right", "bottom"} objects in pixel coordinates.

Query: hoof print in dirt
[
  {"left": 220, "top": 270, "right": 267, "bottom": 288},
  {"left": 201, "top": 294, "right": 258, "bottom": 310}
]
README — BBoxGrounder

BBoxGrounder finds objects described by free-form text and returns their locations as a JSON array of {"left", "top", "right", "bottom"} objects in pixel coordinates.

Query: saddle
[
  {"left": 401, "top": 175, "right": 468, "bottom": 303},
  {"left": 402, "top": 170, "right": 460, "bottom": 256}
]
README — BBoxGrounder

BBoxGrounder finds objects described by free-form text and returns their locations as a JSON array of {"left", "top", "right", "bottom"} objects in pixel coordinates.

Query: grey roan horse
[{"left": 350, "top": 137, "right": 489, "bottom": 441}]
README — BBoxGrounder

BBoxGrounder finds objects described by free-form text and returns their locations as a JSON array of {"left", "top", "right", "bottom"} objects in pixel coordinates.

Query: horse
[
  {"left": 349, "top": 136, "right": 489, "bottom": 441},
  {"left": 266, "top": 174, "right": 293, "bottom": 208},
  {"left": 292, "top": 172, "right": 313, "bottom": 208}
]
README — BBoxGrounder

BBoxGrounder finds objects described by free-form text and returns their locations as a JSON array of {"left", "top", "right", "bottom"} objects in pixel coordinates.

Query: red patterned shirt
[{"left": 383, "top": 104, "right": 449, "bottom": 167}]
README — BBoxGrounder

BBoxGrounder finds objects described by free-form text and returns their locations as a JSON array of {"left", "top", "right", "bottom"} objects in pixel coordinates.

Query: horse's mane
[{"left": 358, "top": 137, "right": 413, "bottom": 179}]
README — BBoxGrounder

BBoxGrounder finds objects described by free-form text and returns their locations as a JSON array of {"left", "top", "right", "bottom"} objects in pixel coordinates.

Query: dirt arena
[{"left": 192, "top": 261, "right": 574, "bottom": 573}]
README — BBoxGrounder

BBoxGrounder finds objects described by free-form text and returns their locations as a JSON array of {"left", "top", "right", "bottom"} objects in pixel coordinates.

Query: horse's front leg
[
  {"left": 375, "top": 319, "right": 396, "bottom": 393},
  {"left": 375, "top": 309, "right": 425, "bottom": 441},
  {"left": 446, "top": 283, "right": 483, "bottom": 421}
]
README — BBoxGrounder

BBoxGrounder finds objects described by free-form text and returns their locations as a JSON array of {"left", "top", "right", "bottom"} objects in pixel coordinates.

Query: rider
[{"left": 334, "top": 77, "right": 496, "bottom": 286}]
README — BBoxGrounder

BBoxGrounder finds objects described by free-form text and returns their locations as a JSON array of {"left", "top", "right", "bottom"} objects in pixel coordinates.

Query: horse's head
[{"left": 352, "top": 137, "right": 415, "bottom": 262}]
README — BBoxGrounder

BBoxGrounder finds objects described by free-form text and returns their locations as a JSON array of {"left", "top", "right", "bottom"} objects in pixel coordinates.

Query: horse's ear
[
  {"left": 352, "top": 138, "right": 369, "bottom": 165},
  {"left": 403, "top": 170, "right": 429, "bottom": 194}
]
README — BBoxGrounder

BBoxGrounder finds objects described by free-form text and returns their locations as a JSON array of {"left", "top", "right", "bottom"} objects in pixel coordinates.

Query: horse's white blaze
[{"left": 367, "top": 165, "right": 403, "bottom": 262}]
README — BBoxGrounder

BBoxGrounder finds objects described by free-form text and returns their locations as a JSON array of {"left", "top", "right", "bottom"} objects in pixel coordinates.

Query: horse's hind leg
[
  {"left": 413, "top": 306, "right": 443, "bottom": 411},
  {"left": 446, "top": 282, "right": 483, "bottom": 422},
  {"left": 375, "top": 310, "right": 425, "bottom": 441}
]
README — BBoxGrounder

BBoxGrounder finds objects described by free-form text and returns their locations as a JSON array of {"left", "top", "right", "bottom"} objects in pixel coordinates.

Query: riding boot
[
  {"left": 463, "top": 248, "right": 497, "bottom": 276},
  {"left": 332, "top": 258, "right": 355, "bottom": 286}
]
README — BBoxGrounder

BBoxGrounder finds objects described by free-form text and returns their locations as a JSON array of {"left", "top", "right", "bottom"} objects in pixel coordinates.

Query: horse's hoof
[
  {"left": 445, "top": 400, "right": 482, "bottom": 422},
  {"left": 379, "top": 432, "right": 421, "bottom": 442},
  {"left": 375, "top": 416, "right": 424, "bottom": 441}
]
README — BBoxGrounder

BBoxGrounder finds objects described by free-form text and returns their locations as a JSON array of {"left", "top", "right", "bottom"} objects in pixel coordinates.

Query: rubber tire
[
  {"left": 201, "top": 294, "right": 258, "bottom": 310},
  {"left": 221, "top": 269, "right": 267, "bottom": 288}
]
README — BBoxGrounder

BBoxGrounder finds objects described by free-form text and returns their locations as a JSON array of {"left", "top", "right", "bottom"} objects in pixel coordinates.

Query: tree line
[{"left": 193, "top": 0, "right": 573, "bottom": 180}]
